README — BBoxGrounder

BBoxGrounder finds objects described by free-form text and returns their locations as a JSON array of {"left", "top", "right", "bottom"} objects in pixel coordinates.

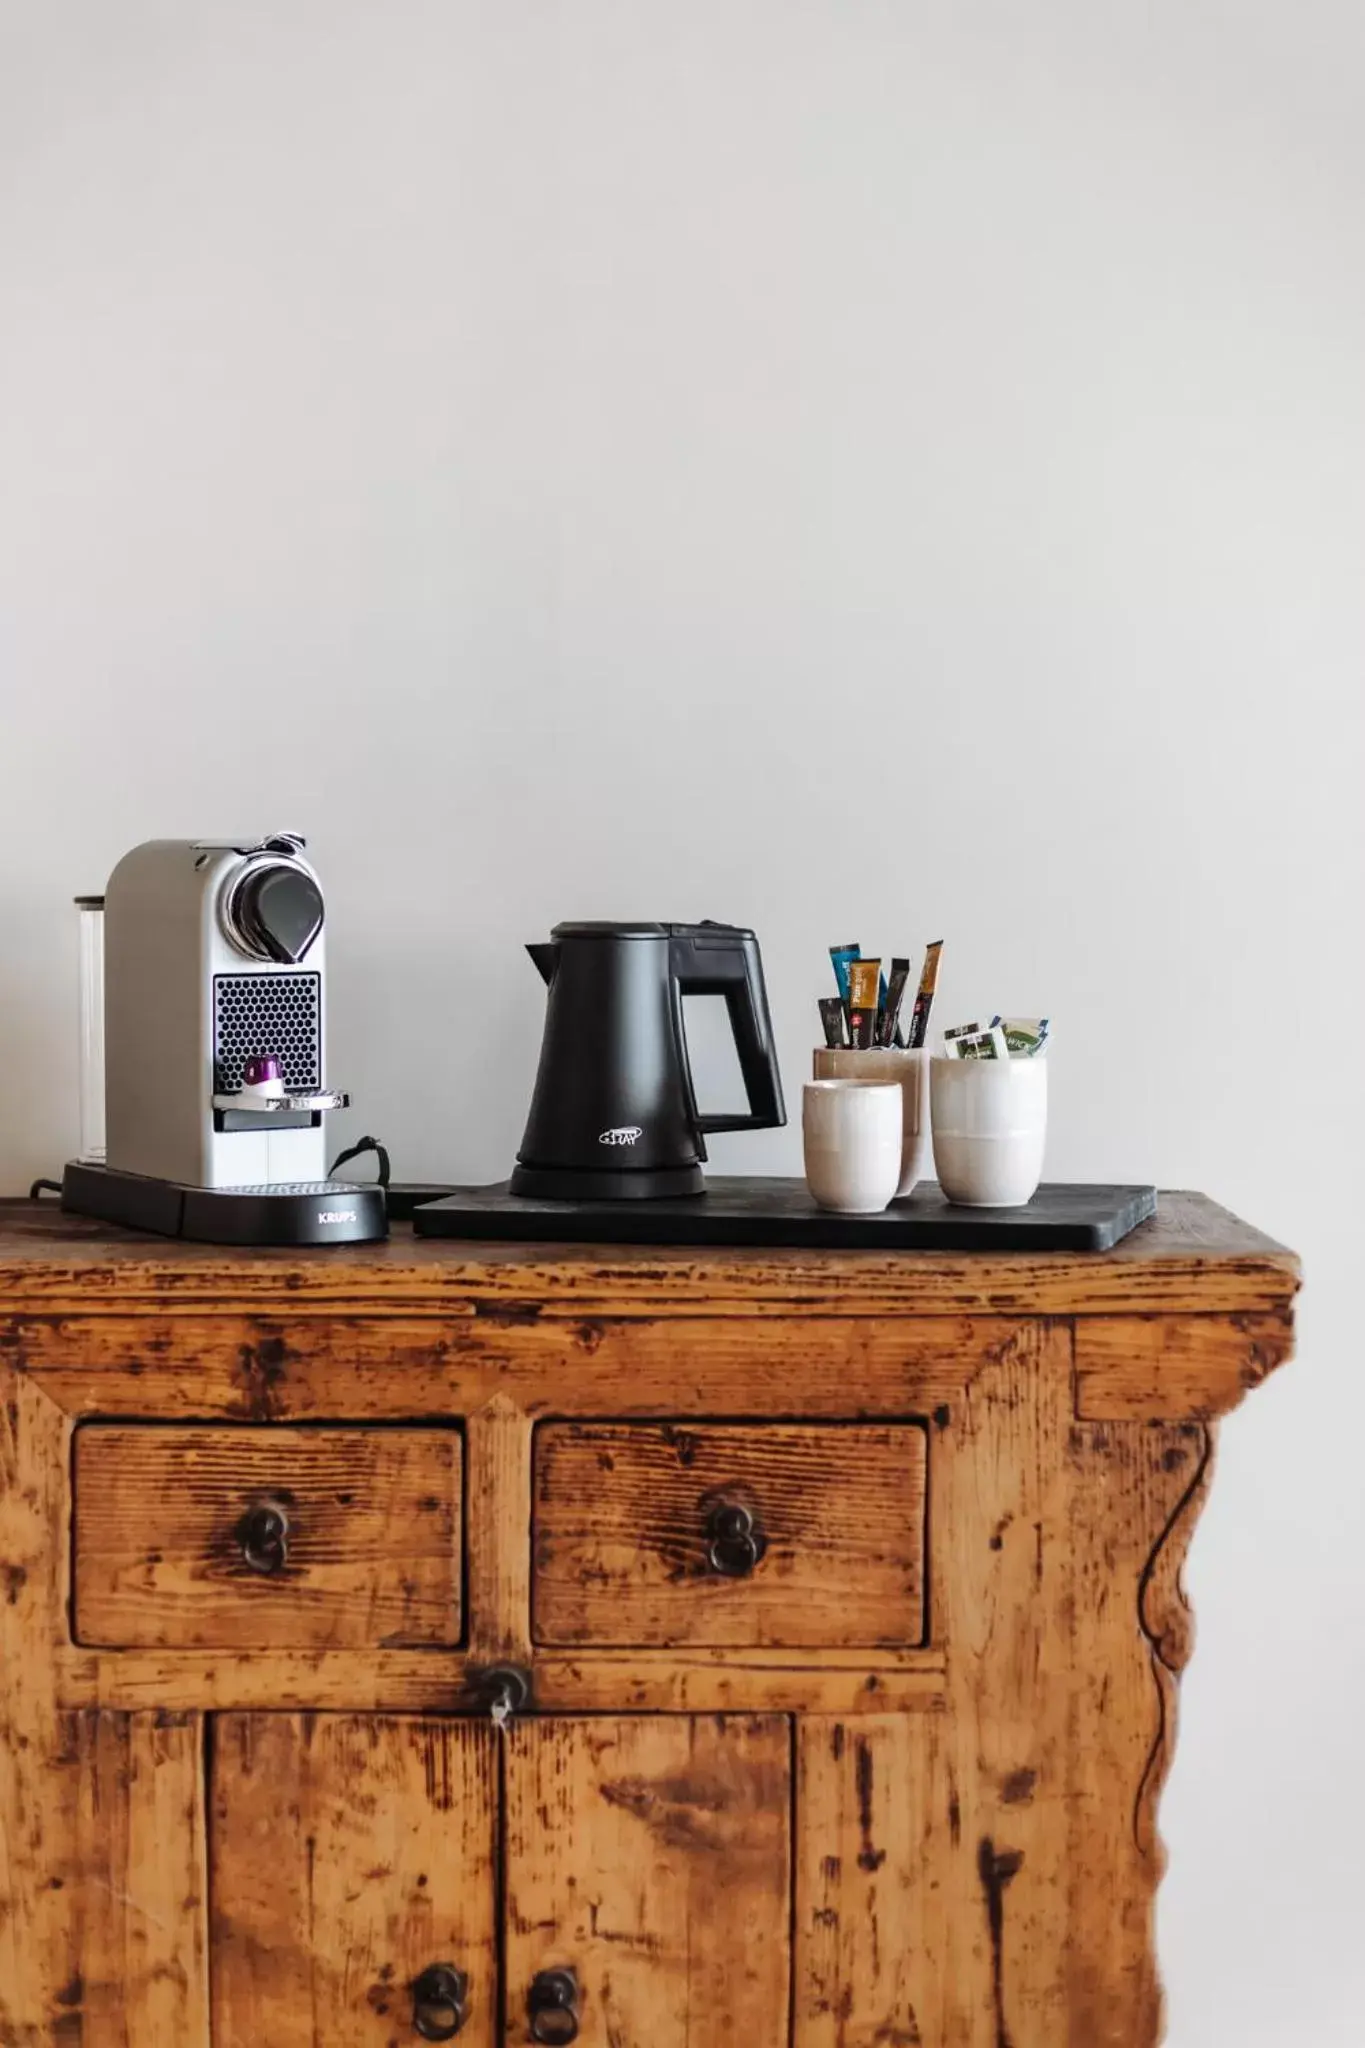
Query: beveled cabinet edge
[{"left": 0, "top": 1191, "right": 1302, "bottom": 1319}]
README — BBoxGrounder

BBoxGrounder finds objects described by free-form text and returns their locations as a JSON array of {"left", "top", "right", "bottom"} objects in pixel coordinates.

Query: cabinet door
[
  {"left": 210, "top": 1714, "right": 497, "bottom": 2047},
  {"left": 504, "top": 1716, "right": 791, "bottom": 2046}
]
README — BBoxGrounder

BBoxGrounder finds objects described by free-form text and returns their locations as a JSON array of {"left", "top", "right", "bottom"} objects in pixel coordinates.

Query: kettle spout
[{"left": 526, "top": 941, "right": 558, "bottom": 984}]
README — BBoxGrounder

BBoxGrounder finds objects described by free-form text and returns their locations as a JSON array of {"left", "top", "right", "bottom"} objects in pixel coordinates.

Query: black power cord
[
  {"left": 326, "top": 1135, "right": 460, "bottom": 1223},
  {"left": 327, "top": 1135, "right": 391, "bottom": 1186}
]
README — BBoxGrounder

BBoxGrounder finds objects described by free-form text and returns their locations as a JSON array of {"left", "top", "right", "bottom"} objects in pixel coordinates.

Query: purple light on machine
[{"left": 243, "top": 1054, "right": 282, "bottom": 1087}]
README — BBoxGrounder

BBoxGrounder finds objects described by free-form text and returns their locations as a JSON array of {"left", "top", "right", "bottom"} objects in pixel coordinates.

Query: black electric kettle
[{"left": 510, "top": 921, "right": 786, "bottom": 1200}]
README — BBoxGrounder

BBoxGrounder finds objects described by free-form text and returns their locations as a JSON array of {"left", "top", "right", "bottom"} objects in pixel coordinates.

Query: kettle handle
[{"left": 669, "top": 926, "right": 787, "bottom": 1135}]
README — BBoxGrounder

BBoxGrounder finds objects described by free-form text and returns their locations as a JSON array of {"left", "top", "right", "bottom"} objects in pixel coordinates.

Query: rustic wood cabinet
[{"left": 0, "top": 1194, "right": 1298, "bottom": 2045}]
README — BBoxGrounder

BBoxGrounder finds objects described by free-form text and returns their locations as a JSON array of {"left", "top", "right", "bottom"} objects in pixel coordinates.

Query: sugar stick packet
[
  {"left": 943, "top": 1022, "right": 1008, "bottom": 1060},
  {"left": 994, "top": 1016, "right": 1050, "bottom": 1057},
  {"left": 907, "top": 940, "right": 943, "bottom": 1049},
  {"left": 829, "top": 944, "right": 859, "bottom": 1002},
  {"left": 818, "top": 996, "right": 848, "bottom": 1048},
  {"left": 847, "top": 957, "right": 881, "bottom": 1050},
  {"left": 876, "top": 957, "right": 911, "bottom": 1047}
]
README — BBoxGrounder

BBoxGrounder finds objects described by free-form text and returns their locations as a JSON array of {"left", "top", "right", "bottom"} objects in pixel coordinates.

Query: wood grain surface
[
  {"left": 1074, "top": 1310, "right": 1296, "bottom": 1418},
  {"left": 503, "top": 1716, "right": 791, "bottom": 2047},
  {"left": 534, "top": 1422, "right": 928, "bottom": 1648},
  {"left": 796, "top": 1713, "right": 945, "bottom": 2047},
  {"left": 0, "top": 1364, "right": 211, "bottom": 2044},
  {"left": 71, "top": 1711, "right": 210, "bottom": 2043},
  {"left": 0, "top": 1369, "right": 70, "bottom": 2045},
  {"left": 210, "top": 1714, "right": 498, "bottom": 2048},
  {"left": 0, "top": 1190, "right": 1299, "bottom": 1316},
  {"left": 466, "top": 1393, "right": 533, "bottom": 1666},
  {"left": 54, "top": 1643, "right": 945, "bottom": 1717},
  {"left": 9, "top": 1311, "right": 1020, "bottom": 1421},
  {"left": 1065, "top": 1418, "right": 1214, "bottom": 2039},
  {"left": 0, "top": 1197, "right": 1300, "bottom": 2044},
  {"left": 73, "top": 1424, "right": 462, "bottom": 1649},
  {"left": 793, "top": 1325, "right": 1217, "bottom": 2045}
]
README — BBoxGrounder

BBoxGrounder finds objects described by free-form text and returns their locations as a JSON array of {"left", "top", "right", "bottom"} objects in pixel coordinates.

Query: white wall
[{"left": 3, "top": 2, "right": 1362, "bottom": 2036}]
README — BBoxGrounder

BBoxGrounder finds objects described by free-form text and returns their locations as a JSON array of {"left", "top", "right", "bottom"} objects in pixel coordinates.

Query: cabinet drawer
[
  {"left": 73, "top": 1425, "right": 462, "bottom": 1650},
  {"left": 533, "top": 1422, "right": 927, "bottom": 1649}
]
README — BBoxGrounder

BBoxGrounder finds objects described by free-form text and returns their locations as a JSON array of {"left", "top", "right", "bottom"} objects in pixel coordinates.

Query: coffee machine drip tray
[{"left": 61, "top": 1161, "right": 387, "bottom": 1246}]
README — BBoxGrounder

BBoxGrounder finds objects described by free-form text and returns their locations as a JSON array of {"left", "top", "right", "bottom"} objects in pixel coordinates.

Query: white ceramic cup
[
  {"left": 930, "top": 1056, "right": 1048, "bottom": 1208},
  {"left": 813, "top": 1046, "right": 931, "bottom": 1199},
  {"left": 803, "top": 1079, "right": 903, "bottom": 1214}
]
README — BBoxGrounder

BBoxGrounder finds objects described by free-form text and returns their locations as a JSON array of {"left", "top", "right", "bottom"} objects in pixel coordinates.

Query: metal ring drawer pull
[
  {"left": 705, "top": 1500, "right": 766, "bottom": 1578},
  {"left": 411, "top": 1962, "right": 469, "bottom": 2039},
  {"left": 237, "top": 1501, "right": 289, "bottom": 1576},
  {"left": 528, "top": 1967, "right": 580, "bottom": 2043}
]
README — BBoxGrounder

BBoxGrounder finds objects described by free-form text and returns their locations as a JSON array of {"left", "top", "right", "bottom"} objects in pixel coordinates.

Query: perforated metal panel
[{"left": 213, "top": 973, "right": 321, "bottom": 1093}]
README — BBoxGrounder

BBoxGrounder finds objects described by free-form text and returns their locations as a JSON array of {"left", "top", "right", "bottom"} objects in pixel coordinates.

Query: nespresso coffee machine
[
  {"left": 508, "top": 919, "right": 786, "bottom": 1200},
  {"left": 61, "top": 834, "right": 386, "bottom": 1244}
]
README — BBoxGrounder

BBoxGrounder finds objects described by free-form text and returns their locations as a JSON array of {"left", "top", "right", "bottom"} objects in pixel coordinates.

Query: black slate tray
[{"left": 413, "top": 1178, "right": 1157, "bottom": 1252}]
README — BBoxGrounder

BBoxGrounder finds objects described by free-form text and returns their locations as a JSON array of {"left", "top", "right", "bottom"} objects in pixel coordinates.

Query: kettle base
[{"left": 509, "top": 1162, "right": 706, "bottom": 1202}]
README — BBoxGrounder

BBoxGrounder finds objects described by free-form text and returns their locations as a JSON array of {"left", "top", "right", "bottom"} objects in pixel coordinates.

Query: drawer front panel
[
  {"left": 533, "top": 1422, "right": 927, "bottom": 1649},
  {"left": 73, "top": 1425, "right": 462, "bottom": 1649}
]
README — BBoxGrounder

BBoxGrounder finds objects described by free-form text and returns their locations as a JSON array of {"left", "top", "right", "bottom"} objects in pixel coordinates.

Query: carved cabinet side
[{"left": 794, "top": 1319, "right": 1221, "bottom": 2048}]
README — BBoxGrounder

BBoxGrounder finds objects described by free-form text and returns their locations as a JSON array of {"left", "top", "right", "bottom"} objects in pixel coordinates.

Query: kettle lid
[{"left": 549, "top": 920, "right": 670, "bottom": 940}]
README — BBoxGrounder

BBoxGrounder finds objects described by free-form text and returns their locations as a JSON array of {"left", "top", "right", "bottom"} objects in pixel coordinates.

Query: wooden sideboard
[{"left": 0, "top": 1194, "right": 1298, "bottom": 2045}]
